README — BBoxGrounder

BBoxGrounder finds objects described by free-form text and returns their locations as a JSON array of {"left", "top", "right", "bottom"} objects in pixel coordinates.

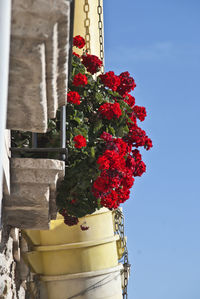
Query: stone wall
[
  {"left": 0, "top": 228, "right": 26, "bottom": 299},
  {"left": 7, "top": 0, "right": 71, "bottom": 132}
]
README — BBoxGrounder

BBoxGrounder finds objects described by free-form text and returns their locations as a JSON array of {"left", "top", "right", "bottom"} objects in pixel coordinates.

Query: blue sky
[{"left": 104, "top": 1, "right": 200, "bottom": 298}]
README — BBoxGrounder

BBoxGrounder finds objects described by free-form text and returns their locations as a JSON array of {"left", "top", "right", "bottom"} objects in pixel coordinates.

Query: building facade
[{"left": 0, "top": 1, "right": 129, "bottom": 298}]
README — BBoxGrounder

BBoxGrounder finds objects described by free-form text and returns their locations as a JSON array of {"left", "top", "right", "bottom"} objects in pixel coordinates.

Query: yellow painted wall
[{"left": 73, "top": 0, "right": 104, "bottom": 68}]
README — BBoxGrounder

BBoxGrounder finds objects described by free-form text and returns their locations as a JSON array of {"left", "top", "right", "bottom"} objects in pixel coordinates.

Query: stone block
[
  {"left": 4, "top": 158, "right": 65, "bottom": 229},
  {"left": 4, "top": 184, "right": 50, "bottom": 209},
  {"left": 11, "top": 157, "right": 65, "bottom": 171},
  {"left": 7, "top": 42, "right": 47, "bottom": 132},
  {"left": 7, "top": 0, "right": 71, "bottom": 132},
  {"left": 5, "top": 207, "right": 50, "bottom": 230}
]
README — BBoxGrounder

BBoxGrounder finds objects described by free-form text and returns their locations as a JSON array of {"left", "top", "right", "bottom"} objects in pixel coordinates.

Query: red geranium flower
[
  {"left": 98, "top": 102, "right": 122, "bottom": 120},
  {"left": 97, "top": 150, "right": 126, "bottom": 172},
  {"left": 80, "top": 223, "right": 89, "bottom": 231},
  {"left": 126, "top": 155, "right": 136, "bottom": 173},
  {"left": 121, "top": 172, "right": 134, "bottom": 189},
  {"left": 60, "top": 209, "right": 79, "bottom": 226},
  {"left": 99, "top": 71, "right": 120, "bottom": 91},
  {"left": 100, "top": 132, "right": 113, "bottom": 142},
  {"left": 73, "top": 35, "right": 85, "bottom": 49},
  {"left": 124, "top": 94, "right": 135, "bottom": 108},
  {"left": 100, "top": 190, "right": 119, "bottom": 209},
  {"left": 73, "top": 73, "right": 88, "bottom": 86},
  {"left": 144, "top": 136, "right": 153, "bottom": 150},
  {"left": 67, "top": 91, "right": 81, "bottom": 105},
  {"left": 127, "top": 123, "right": 147, "bottom": 147},
  {"left": 82, "top": 54, "right": 102, "bottom": 74},
  {"left": 97, "top": 155, "right": 110, "bottom": 170},
  {"left": 117, "top": 71, "right": 136, "bottom": 96},
  {"left": 64, "top": 215, "right": 79, "bottom": 226},
  {"left": 73, "top": 135, "right": 87, "bottom": 148},
  {"left": 113, "top": 138, "right": 128, "bottom": 156},
  {"left": 112, "top": 103, "right": 122, "bottom": 118},
  {"left": 132, "top": 149, "right": 142, "bottom": 162},
  {"left": 133, "top": 106, "right": 147, "bottom": 121},
  {"left": 93, "top": 174, "right": 110, "bottom": 193},
  {"left": 134, "top": 160, "right": 146, "bottom": 177}
]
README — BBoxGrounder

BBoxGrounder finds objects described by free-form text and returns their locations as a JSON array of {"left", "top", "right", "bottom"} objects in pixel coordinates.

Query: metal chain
[
  {"left": 122, "top": 251, "right": 131, "bottom": 299},
  {"left": 84, "top": 0, "right": 91, "bottom": 54},
  {"left": 114, "top": 208, "right": 131, "bottom": 299},
  {"left": 97, "top": 0, "right": 104, "bottom": 72}
]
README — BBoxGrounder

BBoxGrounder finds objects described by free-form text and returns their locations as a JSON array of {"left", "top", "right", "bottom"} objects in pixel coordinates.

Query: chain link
[
  {"left": 114, "top": 208, "right": 131, "bottom": 299},
  {"left": 84, "top": 0, "right": 91, "bottom": 54},
  {"left": 97, "top": 0, "right": 104, "bottom": 72}
]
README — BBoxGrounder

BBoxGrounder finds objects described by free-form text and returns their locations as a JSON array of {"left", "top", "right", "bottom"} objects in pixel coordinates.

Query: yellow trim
[{"left": 34, "top": 235, "right": 119, "bottom": 252}]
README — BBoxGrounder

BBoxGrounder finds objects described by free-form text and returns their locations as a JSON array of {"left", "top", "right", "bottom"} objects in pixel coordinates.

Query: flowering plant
[{"left": 57, "top": 36, "right": 153, "bottom": 226}]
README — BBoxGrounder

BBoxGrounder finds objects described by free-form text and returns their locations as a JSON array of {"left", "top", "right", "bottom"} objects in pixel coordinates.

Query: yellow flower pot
[
  {"left": 24, "top": 208, "right": 115, "bottom": 246},
  {"left": 39, "top": 264, "right": 123, "bottom": 299},
  {"left": 23, "top": 235, "right": 119, "bottom": 276}
]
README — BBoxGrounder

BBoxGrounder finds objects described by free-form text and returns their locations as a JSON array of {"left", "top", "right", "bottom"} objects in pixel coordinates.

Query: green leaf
[
  {"left": 108, "top": 125, "right": 116, "bottom": 136},
  {"left": 95, "top": 92, "right": 104, "bottom": 103},
  {"left": 97, "top": 198, "right": 102, "bottom": 209},
  {"left": 93, "top": 120, "right": 103, "bottom": 134},
  {"left": 90, "top": 147, "right": 95, "bottom": 158},
  {"left": 73, "top": 127, "right": 82, "bottom": 136}
]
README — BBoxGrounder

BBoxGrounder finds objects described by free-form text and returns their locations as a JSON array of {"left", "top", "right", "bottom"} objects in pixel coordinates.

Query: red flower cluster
[
  {"left": 60, "top": 209, "right": 79, "bottom": 226},
  {"left": 132, "top": 149, "right": 142, "bottom": 161},
  {"left": 133, "top": 106, "right": 147, "bottom": 121},
  {"left": 92, "top": 132, "right": 150, "bottom": 208},
  {"left": 100, "top": 132, "right": 113, "bottom": 142},
  {"left": 117, "top": 71, "right": 136, "bottom": 96},
  {"left": 92, "top": 101, "right": 152, "bottom": 208},
  {"left": 73, "top": 35, "right": 85, "bottom": 49},
  {"left": 131, "top": 150, "right": 146, "bottom": 176},
  {"left": 73, "top": 73, "right": 88, "bottom": 86},
  {"left": 110, "top": 138, "right": 129, "bottom": 155},
  {"left": 93, "top": 68, "right": 152, "bottom": 209},
  {"left": 144, "top": 137, "right": 153, "bottom": 151},
  {"left": 67, "top": 91, "right": 81, "bottom": 105},
  {"left": 127, "top": 123, "right": 153, "bottom": 151},
  {"left": 80, "top": 224, "right": 89, "bottom": 231},
  {"left": 97, "top": 150, "right": 126, "bottom": 171},
  {"left": 99, "top": 71, "right": 120, "bottom": 91},
  {"left": 92, "top": 139, "right": 134, "bottom": 208},
  {"left": 82, "top": 54, "right": 102, "bottom": 74},
  {"left": 73, "top": 135, "right": 87, "bottom": 148},
  {"left": 64, "top": 35, "right": 153, "bottom": 219},
  {"left": 128, "top": 123, "right": 146, "bottom": 146},
  {"left": 124, "top": 94, "right": 135, "bottom": 108},
  {"left": 98, "top": 102, "right": 122, "bottom": 120},
  {"left": 134, "top": 160, "right": 146, "bottom": 177}
]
